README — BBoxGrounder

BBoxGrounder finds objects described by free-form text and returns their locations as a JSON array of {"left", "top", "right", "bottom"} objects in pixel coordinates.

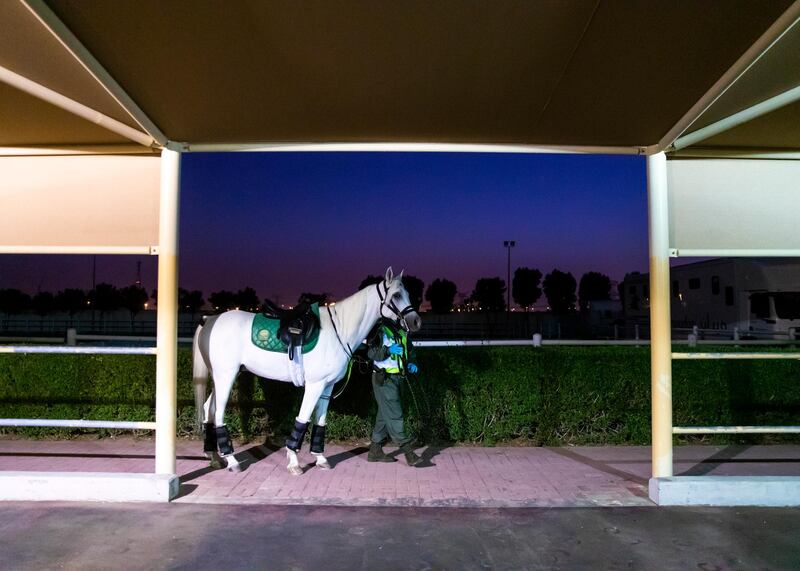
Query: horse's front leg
[
  {"left": 285, "top": 381, "right": 326, "bottom": 476},
  {"left": 310, "top": 382, "right": 335, "bottom": 470}
]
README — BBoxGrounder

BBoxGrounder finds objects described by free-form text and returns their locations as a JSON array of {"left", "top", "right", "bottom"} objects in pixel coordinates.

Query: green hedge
[{"left": 1, "top": 346, "right": 799, "bottom": 445}]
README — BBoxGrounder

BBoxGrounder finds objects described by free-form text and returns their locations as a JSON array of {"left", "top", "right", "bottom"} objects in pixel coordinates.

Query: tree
[
  {"left": 358, "top": 275, "right": 383, "bottom": 290},
  {"left": 299, "top": 292, "right": 331, "bottom": 306},
  {"left": 234, "top": 287, "right": 260, "bottom": 311},
  {"left": 0, "top": 289, "right": 31, "bottom": 316},
  {"left": 512, "top": 267, "right": 542, "bottom": 311},
  {"left": 543, "top": 269, "right": 577, "bottom": 315},
  {"left": 578, "top": 271, "right": 612, "bottom": 312},
  {"left": 32, "top": 291, "right": 55, "bottom": 317},
  {"left": 209, "top": 290, "right": 236, "bottom": 312},
  {"left": 179, "top": 289, "right": 205, "bottom": 316},
  {"left": 89, "top": 283, "right": 122, "bottom": 321},
  {"left": 402, "top": 275, "right": 424, "bottom": 310},
  {"left": 120, "top": 285, "right": 149, "bottom": 322},
  {"left": 55, "top": 288, "right": 87, "bottom": 317},
  {"left": 471, "top": 277, "right": 506, "bottom": 312},
  {"left": 425, "top": 278, "right": 458, "bottom": 314}
]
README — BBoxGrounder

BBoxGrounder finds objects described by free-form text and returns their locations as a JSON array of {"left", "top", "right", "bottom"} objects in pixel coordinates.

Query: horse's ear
[
  {"left": 398, "top": 269, "right": 405, "bottom": 281},
  {"left": 384, "top": 267, "right": 394, "bottom": 283}
]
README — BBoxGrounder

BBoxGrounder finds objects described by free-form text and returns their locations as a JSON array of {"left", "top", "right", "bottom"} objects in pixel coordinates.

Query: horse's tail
[{"left": 192, "top": 318, "right": 210, "bottom": 430}]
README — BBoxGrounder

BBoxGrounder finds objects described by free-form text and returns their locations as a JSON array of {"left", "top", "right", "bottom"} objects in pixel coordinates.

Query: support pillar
[
  {"left": 155, "top": 148, "right": 181, "bottom": 475},
  {"left": 647, "top": 152, "right": 673, "bottom": 478}
]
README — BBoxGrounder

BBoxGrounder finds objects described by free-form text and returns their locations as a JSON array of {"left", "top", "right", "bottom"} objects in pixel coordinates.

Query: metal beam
[
  {"left": 0, "top": 245, "right": 156, "bottom": 255},
  {"left": 647, "top": 152, "right": 673, "bottom": 479},
  {"left": 657, "top": 1, "right": 800, "bottom": 152},
  {"left": 673, "top": 426, "right": 800, "bottom": 434},
  {"left": 0, "top": 144, "right": 159, "bottom": 157},
  {"left": 21, "top": 0, "right": 168, "bottom": 147},
  {"left": 671, "top": 248, "right": 800, "bottom": 257},
  {"left": 673, "top": 84, "right": 800, "bottom": 151},
  {"left": 0, "top": 65, "right": 153, "bottom": 147},
  {"left": 672, "top": 352, "right": 800, "bottom": 360},
  {"left": 0, "top": 419, "right": 156, "bottom": 430},
  {"left": 155, "top": 148, "right": 181, "bottom": 475},
  {"left": 186, "top": 142, "right": 646, "bottom": 155},
  {"left": 0, "top": 346, "right": 156, "bottom": 355},
  {"left": 669, "top": 147, "right": 800, "bottom": 160}
]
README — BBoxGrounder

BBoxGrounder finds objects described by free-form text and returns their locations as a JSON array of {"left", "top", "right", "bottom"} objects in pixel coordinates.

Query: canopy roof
[{"left": 1, "top": 0, "right": 799, "bottom": 155}]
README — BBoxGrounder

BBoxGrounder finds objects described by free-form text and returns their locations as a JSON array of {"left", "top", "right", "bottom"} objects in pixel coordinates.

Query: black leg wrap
[
  {"left": 203, "top": 423, "right": 217, "bottom": 453},
  {"left": 285, "top": 419, "right": 309, "bottom": 452},
  {"left": 310, "top": 424, "right": 326, "bottom": 454},
  {"left": 215, "top": 425, "right": 234, "bottom": 455}
]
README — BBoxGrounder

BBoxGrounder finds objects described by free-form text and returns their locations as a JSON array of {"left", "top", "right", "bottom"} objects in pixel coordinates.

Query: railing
[
  {"left": 3, "top": 315, "right": 797, "bottom": 342},
  {"left": 671, "top": 337, "right": 800, "bottom": 436},
  {"left": 3, "top": 335, "right": 798, "bottom": 433},
  {"left": 0, "top": 344, "right": 157, "bottom": 431}
]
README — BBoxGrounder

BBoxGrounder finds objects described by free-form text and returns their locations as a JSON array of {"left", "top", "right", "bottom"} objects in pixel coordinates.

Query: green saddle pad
[{"left": 251, "top": 303, "right": 321, "bottom": 354}]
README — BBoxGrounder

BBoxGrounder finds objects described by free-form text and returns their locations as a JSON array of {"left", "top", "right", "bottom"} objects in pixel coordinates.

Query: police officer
[{"left": 366, "top": 316, "right": 422, "bottom": 466}]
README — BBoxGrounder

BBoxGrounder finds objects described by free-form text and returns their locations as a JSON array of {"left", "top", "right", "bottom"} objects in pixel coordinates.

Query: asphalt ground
[{"left": 1, "top": 503, "right": 798, "bottom": 570}]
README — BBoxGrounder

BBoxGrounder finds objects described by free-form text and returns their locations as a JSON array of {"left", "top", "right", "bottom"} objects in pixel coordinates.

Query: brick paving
[{"left": 1, "top": 437, "right": 798, "bottom": 507}]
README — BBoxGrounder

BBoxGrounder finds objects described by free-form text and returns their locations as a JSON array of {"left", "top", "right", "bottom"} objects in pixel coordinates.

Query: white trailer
[{"left": 622, "top": 258, "right": 800, "bottom": 339}]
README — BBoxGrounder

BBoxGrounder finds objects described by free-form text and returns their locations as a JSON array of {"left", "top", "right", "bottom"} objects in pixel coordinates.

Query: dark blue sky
[{"left": 1, "top": 152, "right": 648, "bottom": 305}]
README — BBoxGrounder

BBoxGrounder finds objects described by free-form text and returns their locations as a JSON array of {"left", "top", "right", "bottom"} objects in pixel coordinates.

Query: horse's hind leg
[
  {"left": 202, "top": 389, "right": 224, "bottom": 469},
  {"left": 212, "top": 368, "right": 242, "bottom": 472}
]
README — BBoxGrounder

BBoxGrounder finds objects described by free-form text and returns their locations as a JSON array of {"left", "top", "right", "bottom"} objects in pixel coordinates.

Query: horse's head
[{"left": 377, "top": 267, "right": 422, "bottom": 332}]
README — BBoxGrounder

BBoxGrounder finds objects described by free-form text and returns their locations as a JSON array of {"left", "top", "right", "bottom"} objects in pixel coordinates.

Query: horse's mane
[{"left": 331, "top": 282, "right": 383, "bottom": 344}]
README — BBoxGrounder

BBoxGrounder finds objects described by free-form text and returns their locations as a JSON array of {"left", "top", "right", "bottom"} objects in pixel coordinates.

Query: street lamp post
[{"left": 503, "top": 240, "right": 515, "bottom": 318}]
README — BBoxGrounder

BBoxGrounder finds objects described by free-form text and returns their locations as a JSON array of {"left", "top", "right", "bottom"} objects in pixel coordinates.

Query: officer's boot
[
  {"left": 400, "top": 441, "right": 422, "bottom": 467},
  {"left": 367, "top": 441, "right": 396, "bottom": 462}
]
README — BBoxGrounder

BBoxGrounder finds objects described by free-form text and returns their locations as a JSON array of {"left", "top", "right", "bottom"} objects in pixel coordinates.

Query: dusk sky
[{"left": 0, "top": 152, "right": 648, "bottom": 306}]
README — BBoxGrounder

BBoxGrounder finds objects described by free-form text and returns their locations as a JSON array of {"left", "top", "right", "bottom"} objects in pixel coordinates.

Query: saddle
[{"left": 261, "top": 299, "right": 320, "bottom": 360}]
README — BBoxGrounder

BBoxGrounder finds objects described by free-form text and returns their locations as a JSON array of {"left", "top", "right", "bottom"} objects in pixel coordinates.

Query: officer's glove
[
  {"left": 388, "top": 343, "right": 404, "bottom": 355},
  {"left": 408, "top": 363, "right": 418, "bottom": 374}
]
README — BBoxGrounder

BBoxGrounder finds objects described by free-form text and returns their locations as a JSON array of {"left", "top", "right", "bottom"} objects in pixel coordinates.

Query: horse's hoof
[
  {"left": 288, "top": 464, "right": 304, "bottom": 476},
  {"left": 316, "top": 458, "right": 331, "bottom": 470},
  {"left": 225, "top": 458, "right": 242, "bottom": 472},
  {"left": 207, "top": 452, "right": 224, "bottom": 470}
]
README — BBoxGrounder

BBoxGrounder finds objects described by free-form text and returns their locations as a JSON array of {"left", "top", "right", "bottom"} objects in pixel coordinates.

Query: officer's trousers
[{"left": 371, "top": 371, "right": 410, "bottom": 446}]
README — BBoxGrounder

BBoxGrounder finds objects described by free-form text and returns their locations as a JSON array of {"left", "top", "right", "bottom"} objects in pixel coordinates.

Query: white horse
[{"left": 192, "top": 267, "right": 422, "bottom": 474}]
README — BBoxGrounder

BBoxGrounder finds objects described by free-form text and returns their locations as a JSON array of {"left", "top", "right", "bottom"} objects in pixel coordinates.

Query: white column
[
  {"left": 155, "top": 148, "right": 181, "bottom": 475},
  {"left": 647, "top": 152, "right": 673, "bottom": 478}
]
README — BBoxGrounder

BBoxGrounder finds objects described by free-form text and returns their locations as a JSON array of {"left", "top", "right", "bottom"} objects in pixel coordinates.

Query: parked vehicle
[{"left": 622, "top": 258, "right": 800, "bottom": 339}]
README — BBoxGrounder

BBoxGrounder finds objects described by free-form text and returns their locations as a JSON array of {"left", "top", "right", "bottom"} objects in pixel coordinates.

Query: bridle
[
  {"left": 326, "top": 280, "right": 417, "bottom": 399},
  {"left": 376, "top": 281, "right": 416, "bottom": 331}
]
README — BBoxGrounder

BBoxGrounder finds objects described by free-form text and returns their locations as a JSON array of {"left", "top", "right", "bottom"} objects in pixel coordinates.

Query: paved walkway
[{"left": 1, "top": 437, "right": 799, "bottom": 507}]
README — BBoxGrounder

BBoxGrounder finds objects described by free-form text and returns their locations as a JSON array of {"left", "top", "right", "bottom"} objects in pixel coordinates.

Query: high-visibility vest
[{"left": 373, "top": 325, "right": 408, "bottom": 374}]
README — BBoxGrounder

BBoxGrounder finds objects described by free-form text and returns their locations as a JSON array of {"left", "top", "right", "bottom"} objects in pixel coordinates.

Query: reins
[
  {"left": 328, "top": 281, "right": 415, "bottom": 399},
  {"left": 326, "top": 304, "right": 358, "bottom": 399}
]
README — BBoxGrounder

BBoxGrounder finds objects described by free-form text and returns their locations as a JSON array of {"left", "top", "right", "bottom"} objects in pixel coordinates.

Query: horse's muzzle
[{"left": 405, "top": 312, "right": 422, "bottom": 333}]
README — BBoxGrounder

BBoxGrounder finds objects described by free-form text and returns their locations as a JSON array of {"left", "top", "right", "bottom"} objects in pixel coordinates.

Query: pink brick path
[{"left": 1, "top": 437, "right": 798, "bottom": 507}]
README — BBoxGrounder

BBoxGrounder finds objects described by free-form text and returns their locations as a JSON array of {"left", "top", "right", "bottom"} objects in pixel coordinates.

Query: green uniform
[{"left": 367, "top": 319, "right": 412, "bottom": 446}]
